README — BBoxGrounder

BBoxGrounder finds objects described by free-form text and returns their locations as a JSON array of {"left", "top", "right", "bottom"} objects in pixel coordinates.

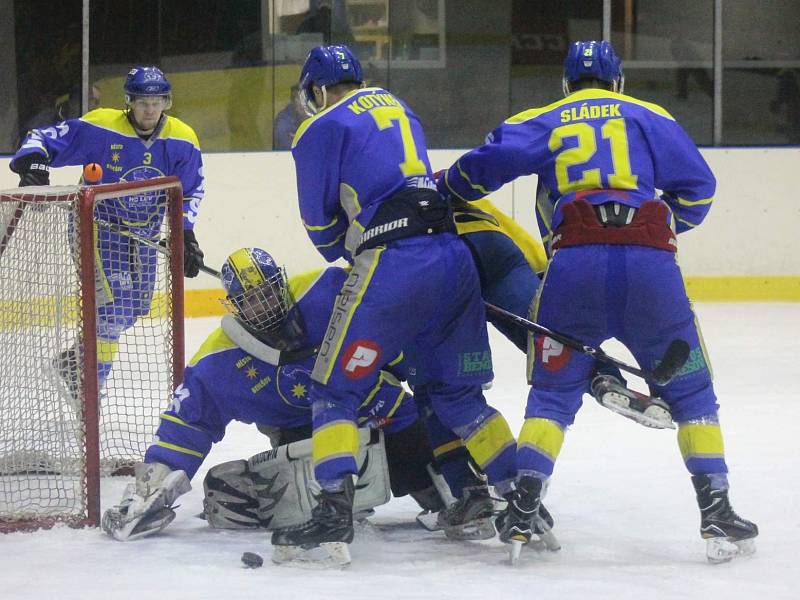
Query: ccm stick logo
[
  {"left": 341, "top": 340, "right": 381, "bottom": 379},
  {"left": 536, "top": 336, "right": 571, "bottom": 371}
]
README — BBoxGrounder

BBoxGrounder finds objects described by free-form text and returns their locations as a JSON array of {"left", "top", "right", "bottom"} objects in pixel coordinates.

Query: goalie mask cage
[{"left": 0, "top": 177, "right": 185, "bottom": 532}]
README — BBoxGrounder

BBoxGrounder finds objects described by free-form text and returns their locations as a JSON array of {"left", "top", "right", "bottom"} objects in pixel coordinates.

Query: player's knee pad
[{"left": 203, "top": 428, "right": 391, "bottom": 530}]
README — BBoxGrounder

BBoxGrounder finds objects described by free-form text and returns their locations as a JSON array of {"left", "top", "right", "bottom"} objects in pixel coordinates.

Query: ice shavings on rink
[{"left": 3, "top": 303, "right": 797, "bottom": 600}]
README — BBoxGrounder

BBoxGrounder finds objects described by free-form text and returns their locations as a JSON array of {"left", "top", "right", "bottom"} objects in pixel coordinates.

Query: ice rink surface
[{"left": 3, "top": 303, "right": 798, "bottom": 600}]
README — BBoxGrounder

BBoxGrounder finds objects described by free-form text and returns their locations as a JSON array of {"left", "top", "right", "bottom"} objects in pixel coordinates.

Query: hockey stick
[
  {"left": 484, "top": 302, "right": 690, "bottom": 386},
  {"left": 88, "top": 214, "right": 221, "bottom": 279},
  {"left": 49, "top": 201, "right": 220, "bottom": 279}
]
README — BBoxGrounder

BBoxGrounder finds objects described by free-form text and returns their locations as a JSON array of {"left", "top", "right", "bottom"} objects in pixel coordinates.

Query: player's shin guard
[
  {"left": 517, "top": 417, "right": 565, "bottom": 478},
  {"left": 691, "top": 474, "right": 758, "bottom": 564},
  {"left": 457, "top": 409, "right": 517, "bottom": 492},
  {"left": 677, "top": 416, "right": 727, "bottom": 475}
]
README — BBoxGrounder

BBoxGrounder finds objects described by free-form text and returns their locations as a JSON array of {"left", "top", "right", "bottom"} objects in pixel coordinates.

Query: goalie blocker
[{"left": 203, "top": 428, "right": 390, "bottom": 530}]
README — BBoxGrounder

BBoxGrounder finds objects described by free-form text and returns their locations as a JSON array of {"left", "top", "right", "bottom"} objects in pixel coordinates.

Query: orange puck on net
[{"left": 83, "top": 163, "right": 103, "bottom": 184}]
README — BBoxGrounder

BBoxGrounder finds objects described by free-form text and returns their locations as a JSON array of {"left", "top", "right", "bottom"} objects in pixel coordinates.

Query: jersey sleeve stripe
[
  {"left": 456, "top": 161, "right": 491, "bottom": 195},
  {"left": 154, "top": 440, "right": 205, "bottom": 458},
  {"left": 384, "top": 388, "right": 406, "bottom": 419},
  {"left": 314, "top": 230, "right": 346, "bottom": 249},
  {"left": 677, "top": 195, "right": 714, "bottom": 206},
  {"left": 159, "top": 413, "right": 204, "bottom": 432},
  {"left": 303, "top": 215, "right": 340, "bottom": 231}
]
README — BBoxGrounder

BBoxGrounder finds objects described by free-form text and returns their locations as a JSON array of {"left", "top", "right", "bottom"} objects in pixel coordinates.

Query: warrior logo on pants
[{"left": 342, "top": 340, "right": 381, "bottom": 379}]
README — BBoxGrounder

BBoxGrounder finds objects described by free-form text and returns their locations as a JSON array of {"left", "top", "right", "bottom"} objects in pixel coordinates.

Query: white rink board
[{"left": 2, "top": 146, "right": 799, "bottom": 289}]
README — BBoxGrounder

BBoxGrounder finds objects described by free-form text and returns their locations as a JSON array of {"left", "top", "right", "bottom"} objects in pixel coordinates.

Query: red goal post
[{"left": 0, "top": 177, "right": 185, "bottom": 532}]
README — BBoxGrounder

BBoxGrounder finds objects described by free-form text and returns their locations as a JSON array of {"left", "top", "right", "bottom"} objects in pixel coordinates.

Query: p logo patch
[
  {"left": 341, "top": 340, "right": 381, "bottom": 380},
  {"left": 536, "top": 336, "right": 571, "bottom": 372}
]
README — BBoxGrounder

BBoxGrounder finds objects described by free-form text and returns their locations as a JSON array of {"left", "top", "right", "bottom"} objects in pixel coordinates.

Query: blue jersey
[
  {"left": 291, "top": 87, "right": 433, "bottom": 263},
  {"left": 12, "top": 108, "right": 204, "bottom": 236},
  {"left": 440, "top": 89, "right": 715, "bottom": 252},
  {"left": 145, "top": 266, "right": 415, "bottom": 478}
]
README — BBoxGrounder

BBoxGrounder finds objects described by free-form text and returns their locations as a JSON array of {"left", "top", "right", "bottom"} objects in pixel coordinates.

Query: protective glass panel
[
  {"left": 722, "top": 0, "right": 800, "bottom": 145},
  {"left": 511, "top": 1, "right": 602, "bottom": 116},
  {"left": 1, "top": 0, "right": 83, "bottom": 154},
  {"left": 611, "top": 0, "right": 714, "bottom": 145}
]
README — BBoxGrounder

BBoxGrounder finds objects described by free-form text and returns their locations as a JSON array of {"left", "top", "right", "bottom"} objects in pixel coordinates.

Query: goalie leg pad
[{"left": 203, "top": 428, "right": 391, "bottom": 530}]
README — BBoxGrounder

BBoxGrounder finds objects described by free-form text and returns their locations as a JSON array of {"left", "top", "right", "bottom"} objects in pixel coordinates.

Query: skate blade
[
  {"left": 601, "top": 393, "right": 675, "bottom": 429},
  {"left": 509, "top": 538, "right": 525, "bottom": 566},
  {"left": 705, "top": 537, "right": 757, "bottom": 564},
  {"left": 416, "top": 510, "right": 442, "bottom": 532},
  {"left": 442, "top": 517, "right": 496, "bottom": 541},
  {"left": 272, "top": 542, "right": 351, "bottom": 569}
]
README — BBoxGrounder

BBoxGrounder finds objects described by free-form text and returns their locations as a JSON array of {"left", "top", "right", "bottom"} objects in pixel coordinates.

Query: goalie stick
[{"left": 485, "top": 302, "right": 690, "bottom": 386}]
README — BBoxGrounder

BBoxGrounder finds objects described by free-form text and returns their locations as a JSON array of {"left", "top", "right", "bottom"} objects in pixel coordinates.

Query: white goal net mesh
[{"left": 0, "top": 181, "right": 182, "bottom": 530}]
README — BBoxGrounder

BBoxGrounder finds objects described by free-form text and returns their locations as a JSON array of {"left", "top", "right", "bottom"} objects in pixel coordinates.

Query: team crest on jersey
[
  {"left": 341, "top": 340, "right": 381, "bottom": 380},
  {"left": 121, "top": 165, "right": 166, "bottom": 209},
  {"left": 536, "top": 336, "right": 571, "bottom": 371}
]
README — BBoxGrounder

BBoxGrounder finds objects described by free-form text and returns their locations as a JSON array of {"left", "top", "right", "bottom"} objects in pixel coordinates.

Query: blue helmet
[
  {"left": 298, "top": 45, "right": 364, "bottom": 114},
  {"left": 562, "top": 41, "right": 624, "bottom": 96},
  {"left": 124, "top": 66, "right": 173, "bottom": 108}
]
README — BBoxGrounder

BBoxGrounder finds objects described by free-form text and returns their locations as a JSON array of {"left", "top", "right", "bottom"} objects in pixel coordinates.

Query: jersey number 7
[{"left": 369, "top": 106, "right": 427, "bottom": 177}]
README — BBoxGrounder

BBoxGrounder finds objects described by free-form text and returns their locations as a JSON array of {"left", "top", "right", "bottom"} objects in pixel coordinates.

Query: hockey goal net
[{"left": 0, "top": 177, "right": 185, "bottom": 531}]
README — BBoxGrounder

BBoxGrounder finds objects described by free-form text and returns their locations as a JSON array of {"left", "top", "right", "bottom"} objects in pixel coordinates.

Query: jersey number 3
[
  {"left": 369, "top": 106, "right": 427, "bottom": 177},
  {"left": 549, "top": 119, "right": 638, "bottom": 194}
]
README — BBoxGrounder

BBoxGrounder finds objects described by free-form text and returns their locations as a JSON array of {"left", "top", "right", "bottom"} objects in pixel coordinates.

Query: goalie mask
[
  {"left": 298, "top": 44, "right": 364, "bottom": 115},
  {"left": 562, "top": 40, "right": 624, "bottom": 96},
  {"left": 220, "top": 248, "right": 305, "bottom": 351}
]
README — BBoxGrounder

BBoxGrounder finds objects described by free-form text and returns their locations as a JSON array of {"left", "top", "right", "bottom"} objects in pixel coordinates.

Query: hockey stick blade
[
  {"left": 649, "top": 339, "right": 690, "bottom": 385},
  {"left": 485, "top": 302, "right": 690, "bottom": 386}
]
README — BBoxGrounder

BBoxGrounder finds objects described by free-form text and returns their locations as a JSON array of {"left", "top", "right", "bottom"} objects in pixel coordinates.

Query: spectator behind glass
[{"left": 17, "top": 84, "right": 101, "bottom": 146}]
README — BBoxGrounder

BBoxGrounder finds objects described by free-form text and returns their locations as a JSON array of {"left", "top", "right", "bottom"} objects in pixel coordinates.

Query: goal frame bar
[{"left": 0, "top": 176, "right": 185, "bottom": 532}]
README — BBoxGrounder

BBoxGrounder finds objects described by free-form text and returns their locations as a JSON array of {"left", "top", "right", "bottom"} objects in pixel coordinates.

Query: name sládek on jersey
[{"left": 560, "top": 103, "right": 622, "bottom": 123}]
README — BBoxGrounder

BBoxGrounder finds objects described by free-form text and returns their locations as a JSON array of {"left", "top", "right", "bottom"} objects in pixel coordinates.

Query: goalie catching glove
[{"left": 101, "top": 462, "right": 191, "bottom": 541}]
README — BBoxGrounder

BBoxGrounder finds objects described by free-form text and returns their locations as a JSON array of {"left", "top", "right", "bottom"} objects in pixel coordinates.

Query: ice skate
[
  {"left": 591, "top": 374, "right": 674, "bottom": 429},
  {"left": 692, "top": 474, "right": 758, "bottom": 564},
  {"left": 436, "top": 484, "right": 496, "bottom": 541},
  {"left": 495, "top": 476, "right": 557, "bottom": 565},
  {"left": 271, "top": 478, "right": 354, "bottom": 568}
]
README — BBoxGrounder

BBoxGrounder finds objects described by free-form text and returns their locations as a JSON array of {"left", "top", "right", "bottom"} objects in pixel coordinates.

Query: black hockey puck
[{"left": 241, "top": 551, "right": 264, "bottom": 568}]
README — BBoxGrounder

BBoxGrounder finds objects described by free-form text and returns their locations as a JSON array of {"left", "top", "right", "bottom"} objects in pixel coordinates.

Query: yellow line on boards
[{"left": 182, "top": 277, "right": 800, "bottom": 318}]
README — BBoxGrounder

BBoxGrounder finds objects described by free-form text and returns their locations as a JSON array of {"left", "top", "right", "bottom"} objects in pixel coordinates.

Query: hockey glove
[
  {"left": 101, "top": 462, "right": 191, "bottom": 541},
  {"left": 183, "top": 228, "right": 204, "bottom": 278},
  {"left": 13, "top": 152, "right": 51, "bottom": 187}
]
